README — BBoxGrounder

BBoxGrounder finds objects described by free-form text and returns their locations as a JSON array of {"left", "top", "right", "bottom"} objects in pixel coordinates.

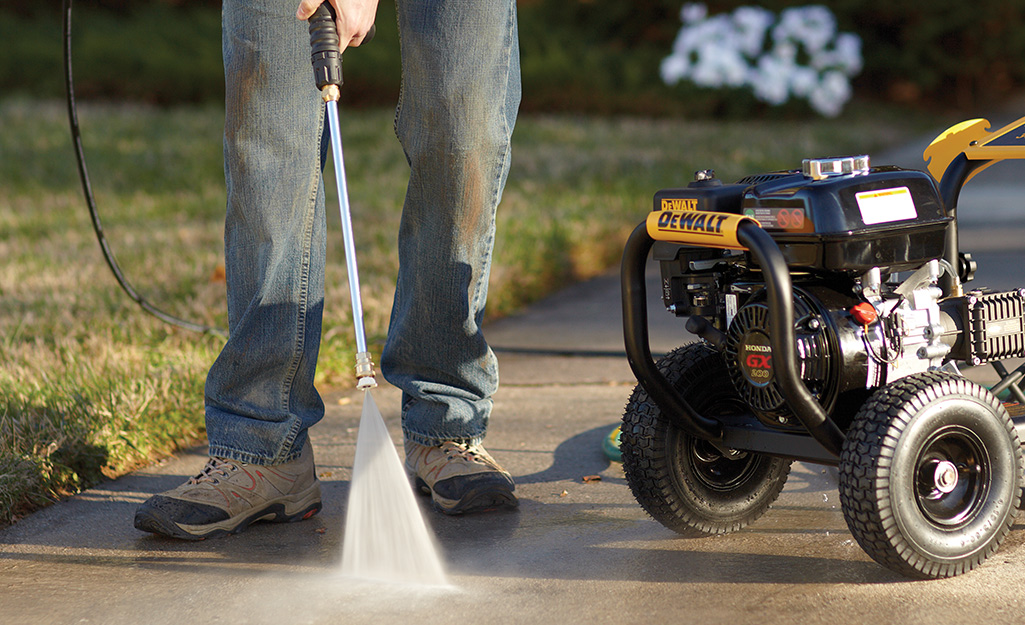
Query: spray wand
[
  {"left": 308, "top": 9, "right": 448, "bottom": 583},
  {"left": 309, "top": 4, "right": 377, "bottom": 390}
]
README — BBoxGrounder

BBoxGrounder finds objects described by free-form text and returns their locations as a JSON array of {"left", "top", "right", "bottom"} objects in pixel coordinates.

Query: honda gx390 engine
[{"left": 619, "top": 119, "right": 1025, "bottom": 581}]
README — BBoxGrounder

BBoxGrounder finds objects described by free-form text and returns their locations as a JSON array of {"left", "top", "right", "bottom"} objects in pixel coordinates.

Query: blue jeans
[{"left": 206, "top": 0, "right": 520, "bottom": 464}]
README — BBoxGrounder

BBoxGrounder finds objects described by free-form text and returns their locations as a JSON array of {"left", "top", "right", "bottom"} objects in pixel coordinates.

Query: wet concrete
[{"left": 5, "top": 128, "right": 1025, "bottom": 624}]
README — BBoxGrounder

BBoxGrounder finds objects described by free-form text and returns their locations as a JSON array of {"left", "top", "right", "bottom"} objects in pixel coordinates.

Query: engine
[{"left": 654, "top": 156, "right": 1025, "bottom": 430}]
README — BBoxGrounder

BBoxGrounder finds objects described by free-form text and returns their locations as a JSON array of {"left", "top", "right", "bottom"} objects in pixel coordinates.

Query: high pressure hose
[{"left": 61, "top": 0, "right": 227, "bottom": 338}]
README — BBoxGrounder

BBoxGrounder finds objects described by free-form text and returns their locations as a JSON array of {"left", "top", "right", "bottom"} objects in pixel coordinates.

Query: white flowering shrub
[{"left": 661, "top": 4, "right": 863, "bottom": 117}]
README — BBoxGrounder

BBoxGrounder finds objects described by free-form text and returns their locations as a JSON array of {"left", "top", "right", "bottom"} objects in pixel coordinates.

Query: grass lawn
[{"left": 0, "top": 96, "right": 945, "bottom": 524}]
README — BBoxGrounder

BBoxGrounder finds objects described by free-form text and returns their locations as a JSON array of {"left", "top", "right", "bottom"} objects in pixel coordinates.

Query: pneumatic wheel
[
  {"left": 838, "top": 371, "right": 1022, "bottom": 579},
  {"left": 620, "top": 342, "right": 792, "bottom": 537}
]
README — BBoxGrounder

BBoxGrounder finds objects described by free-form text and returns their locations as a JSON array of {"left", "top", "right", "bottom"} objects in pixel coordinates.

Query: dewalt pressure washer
[{"left": 620, "top": 116, "right": 1025, "bottom": 579}]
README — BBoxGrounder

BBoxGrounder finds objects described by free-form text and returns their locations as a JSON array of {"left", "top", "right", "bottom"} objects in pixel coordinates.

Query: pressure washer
[{"left": 620, "top": 117, "right": 1025, "bottom": 579}]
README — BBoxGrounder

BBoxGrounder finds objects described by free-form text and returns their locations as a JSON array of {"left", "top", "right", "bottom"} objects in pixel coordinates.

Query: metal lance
[{"left": 309, "top": 4, "right": 376, "bottom": 388}]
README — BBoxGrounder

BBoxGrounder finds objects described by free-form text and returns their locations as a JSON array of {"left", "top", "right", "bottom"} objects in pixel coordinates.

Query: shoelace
[
  {"left": 438, "top": 442, "right": 489, "bottom": 466},
  {"left": 189, "top": 457, "right": 239, "bottom": 485}
]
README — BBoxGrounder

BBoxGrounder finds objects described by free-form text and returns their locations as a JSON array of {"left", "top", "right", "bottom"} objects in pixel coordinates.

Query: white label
[
  {"left": 725, "top": 293, "right": 738, "bottom": 329},
  {"left": 856, "top": 186, "right": 917, "bottom": 225}
]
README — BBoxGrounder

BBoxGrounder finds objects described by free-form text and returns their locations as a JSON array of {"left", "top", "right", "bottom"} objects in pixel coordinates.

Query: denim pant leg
[
  {"left": 205, "top": 0, "right": 328, "bottom": 465},
  {"left": 381, "top": 0, "right": 521, "bottom": 446}
]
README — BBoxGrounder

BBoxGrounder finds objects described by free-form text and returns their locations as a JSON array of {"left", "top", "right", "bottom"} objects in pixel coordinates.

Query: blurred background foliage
[{"left": 4, "top": 0, "right": 1025, "bottom": 116}]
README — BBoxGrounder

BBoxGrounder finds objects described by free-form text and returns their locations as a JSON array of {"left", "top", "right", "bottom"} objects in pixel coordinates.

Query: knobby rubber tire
[
  {"left": 838, "top": 371, "right": 1022, "bottom": 579},
  {"left": 621, "top": 342, "right": 792, "bottom": 537}
]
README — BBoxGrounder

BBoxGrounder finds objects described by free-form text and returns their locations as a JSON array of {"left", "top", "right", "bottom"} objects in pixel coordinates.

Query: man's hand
[{"left": 296, "top": 0, "right": 378, "bottom": 53}]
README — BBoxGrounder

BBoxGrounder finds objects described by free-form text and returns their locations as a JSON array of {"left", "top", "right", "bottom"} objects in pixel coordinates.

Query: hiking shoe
[
  {"left": 134, "top": 441, "right": 322, "bottom": 540},
  {"left": 405, "top": 441, "right": 517, "bottom": 515}
]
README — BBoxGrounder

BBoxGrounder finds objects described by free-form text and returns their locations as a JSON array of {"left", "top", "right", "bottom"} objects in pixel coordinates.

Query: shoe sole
[
  {"left": 134, "top": 482, "right": 322, "bottom": 540},
  {"left": 414, "top": 476, "right": 517, "bottom": 515}
]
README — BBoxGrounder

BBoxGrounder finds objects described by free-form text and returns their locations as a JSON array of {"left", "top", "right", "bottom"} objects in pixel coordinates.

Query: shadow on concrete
[{"left": 513, "top": 424, "right": 617, "bottom": 486}]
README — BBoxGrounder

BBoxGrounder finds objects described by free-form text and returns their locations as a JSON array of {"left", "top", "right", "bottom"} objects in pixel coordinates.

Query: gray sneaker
[
  {"left": 134, "top": 441, "right": 322, "bottom": 540},
  {"left": 405, "top": 441, "right": 517, "bottom": 515}
]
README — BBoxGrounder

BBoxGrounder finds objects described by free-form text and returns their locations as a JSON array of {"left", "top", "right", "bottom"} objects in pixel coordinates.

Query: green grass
[{"left": 0, "top": 96, "right": 943, "bottom": 525}]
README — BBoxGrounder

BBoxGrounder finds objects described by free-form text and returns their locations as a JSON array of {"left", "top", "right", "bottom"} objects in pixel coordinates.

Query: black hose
[{"left": 61, "top": 0, "right": 227, "bottom": 338}]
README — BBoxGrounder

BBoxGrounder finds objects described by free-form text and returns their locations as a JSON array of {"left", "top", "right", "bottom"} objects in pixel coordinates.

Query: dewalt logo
[
  {"left": 647, "top": 209, "right": 757, "bottom": 250},
  {"left": 655, "top": 210, "right": 729, "bottom": 234},
  {"left": 661, "top": 198, "right": 699, "bottom": 211}
]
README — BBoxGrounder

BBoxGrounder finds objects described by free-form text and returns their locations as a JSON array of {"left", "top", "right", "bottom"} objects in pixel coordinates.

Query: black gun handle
[
  {"left": 309, "top": 3, "right": 342, "bottom": 89},
  {"left": 309, "top": 3, "right": 376, "bottom": 90}
]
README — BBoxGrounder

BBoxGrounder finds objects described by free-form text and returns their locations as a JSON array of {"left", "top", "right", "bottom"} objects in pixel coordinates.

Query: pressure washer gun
[{"left": 308, "top": 4, "right": 377, "bottom": 390}]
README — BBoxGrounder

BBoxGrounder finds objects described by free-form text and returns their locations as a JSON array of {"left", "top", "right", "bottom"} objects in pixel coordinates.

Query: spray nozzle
[{"left": 355, "top": 351, "right": 378, "bottom": 389}]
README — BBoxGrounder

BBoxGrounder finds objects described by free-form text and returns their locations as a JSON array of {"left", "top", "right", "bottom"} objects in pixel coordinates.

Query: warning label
[{"left": 856, "top": 186, "right": 917, "bottom": 225}]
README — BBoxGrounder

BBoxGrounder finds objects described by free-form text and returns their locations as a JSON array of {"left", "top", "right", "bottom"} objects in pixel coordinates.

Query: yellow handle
[
  {"left": 646, "top": 210, "right": 759, "bottom": 249},
  {"left": 924, "top": 114, "right": 1025, "bottom": 184}
]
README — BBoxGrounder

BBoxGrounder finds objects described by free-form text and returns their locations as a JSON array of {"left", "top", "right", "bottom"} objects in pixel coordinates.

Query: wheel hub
[
  {"left": 932, "top": 460, "right": 959, "bottom": 494},
  {"left": 915, "top": 427, "right": 987, "bottom": 527},
  {"left": 689, "top": 439, "right": 756, "bottom": 492}
]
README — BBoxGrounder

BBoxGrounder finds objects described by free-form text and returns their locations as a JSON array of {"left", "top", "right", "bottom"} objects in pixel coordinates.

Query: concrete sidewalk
[{"left": 6, "top": 123, "right": 1025, "bottom": 624}]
